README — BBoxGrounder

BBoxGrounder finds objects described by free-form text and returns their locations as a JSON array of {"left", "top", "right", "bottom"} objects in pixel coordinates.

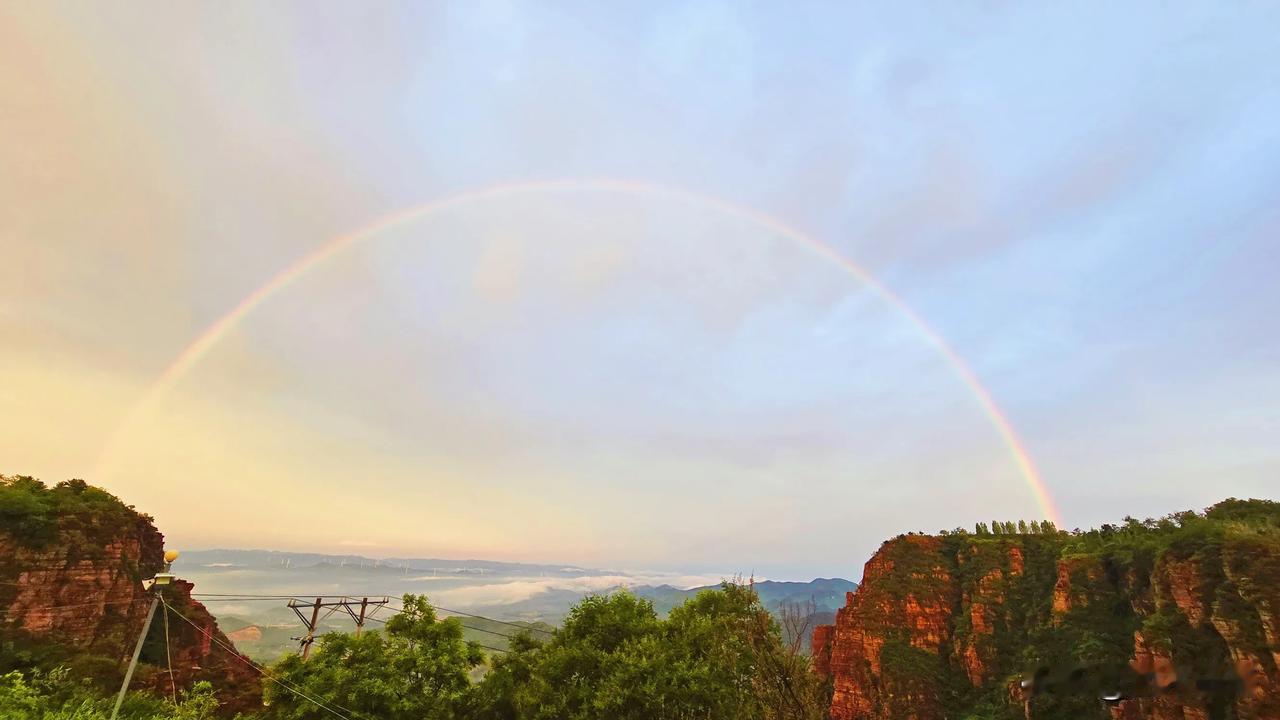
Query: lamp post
[{"left": 110, "top": 549, "right": 180, "bottom": 720}]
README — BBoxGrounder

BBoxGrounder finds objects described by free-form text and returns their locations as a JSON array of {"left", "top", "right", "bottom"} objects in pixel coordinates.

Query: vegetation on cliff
[
  {"left": 0, "top": 668, "right": 229, "bottom": 719},
  {"left": 816, "top": 498, "right": 1280, "bottom": 720},
  {"left": 3, "top": 476, "right": 827, "bottom": 719},
  {"left": 0, "top": 475, "right": 261, "bottom": 713},
  {"left": 260, "top": 586, "right": 827, "bottom": 720},
  {"left": 6, "top": 476, "right": 1277, "bottom": 720},
  {"left": 0, "top": 475, "right": 156, "bottom": 561}
]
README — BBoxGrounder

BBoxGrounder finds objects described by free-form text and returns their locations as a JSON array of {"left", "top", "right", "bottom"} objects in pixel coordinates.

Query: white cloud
[{"left": 429, "top": 573, "right": 729, "bottom": 607}]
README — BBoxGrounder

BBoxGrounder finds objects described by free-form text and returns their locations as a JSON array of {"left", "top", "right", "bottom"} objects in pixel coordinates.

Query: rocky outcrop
[
  {"left": 811, "top": 624, "right": 834, "bottom": 678},
  {"left": 0, "top": 477, "right": 260, "bottom": 713},
  {"left": 150, "top": 579, "right": 262, "bottom": 712},
  {"left": 824, "top": 535, "right": 960, "bottom": 720},
  {"left": 815, "top": 506, "right": 1280, "bottom": 720}
]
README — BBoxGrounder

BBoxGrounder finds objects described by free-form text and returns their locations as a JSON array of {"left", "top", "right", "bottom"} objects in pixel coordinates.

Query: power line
[
  {"left": 180, "top": 592, "right": 293, "bottom": 597},
  {"left": 160, "top": 597, "right": 362, "bottom": 720},
  {"left": 388, "top": 599, "right": 555, "bottom": 637},
  {"left": 189, "top": 592, "right": 555, "bottom": 636},
  {"left": 190, "top": 593, "right": 299, "bottom": 598},
  {"left": 0, "top": 598, "right": 149, "bottom": 614},
  {"left": 380, "top": 601, "right": 532, "bottom": 642},
  {"left": 187, "top": 592, "right": 543, "bottom": 650},
  {"left": 2, "top": 590, "right": 554, "bottom": 641},
  {"left": 359, "top": 615, "right": 509, "bottom": 654},
  {"left": 380, "top": 610, "right": 519, "bottom": 643}
]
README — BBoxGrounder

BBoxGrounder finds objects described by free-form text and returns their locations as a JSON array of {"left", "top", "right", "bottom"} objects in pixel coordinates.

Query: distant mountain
[
  {"left": 630, "top": 577, "right": 857, "bottom": 651},
  {"left": 181, "top": 548, "right": 617, "bottom": 578}
]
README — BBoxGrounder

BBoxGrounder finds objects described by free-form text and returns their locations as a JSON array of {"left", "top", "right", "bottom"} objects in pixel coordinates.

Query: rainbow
[{"left": 94, "top": 179, "right": 1063, "bottom": 526}]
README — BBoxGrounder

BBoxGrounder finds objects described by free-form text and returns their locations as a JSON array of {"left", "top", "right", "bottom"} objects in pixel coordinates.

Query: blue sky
[{"left": 2, "top": 1, "right": 1277, "bottom": 578}]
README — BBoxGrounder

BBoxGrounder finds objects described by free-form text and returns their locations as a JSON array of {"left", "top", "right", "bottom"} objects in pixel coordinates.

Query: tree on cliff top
[
  {"left": 469, "top": 583, "right": 828, "bottom": 720},
  {"left": 0, "top": 475, "right": 152, "bottom": 549}
]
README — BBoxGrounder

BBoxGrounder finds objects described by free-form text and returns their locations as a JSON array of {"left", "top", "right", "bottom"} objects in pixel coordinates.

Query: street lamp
[{"left": 110, "top": 550, "right": 180, "bottom": 720}]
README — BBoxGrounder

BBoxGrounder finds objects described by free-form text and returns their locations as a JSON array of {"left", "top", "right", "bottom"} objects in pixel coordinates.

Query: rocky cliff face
[
  {"left": 0, "top": 477, "right": 261, "bottom": 713},
  {"left": 813, "top": 501, "right": 1280, "bottom": 720}
]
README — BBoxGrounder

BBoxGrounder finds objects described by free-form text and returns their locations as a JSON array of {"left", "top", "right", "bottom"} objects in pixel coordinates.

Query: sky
[{"left": 2, "top": 1, "right": 1278, "bottom": 580}]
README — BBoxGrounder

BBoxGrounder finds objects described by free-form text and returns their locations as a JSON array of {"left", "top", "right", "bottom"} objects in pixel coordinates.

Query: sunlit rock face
[
  {"left": 0, "top": 478, "right": 261, "bottom": 713},
  {"left": 813, "top": 503, "right": 1280, "bottom": 720}
]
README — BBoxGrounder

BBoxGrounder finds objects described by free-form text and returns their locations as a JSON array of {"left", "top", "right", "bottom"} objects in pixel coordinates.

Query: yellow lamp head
[{"left": 164, "top": 550, "right": 180, "bottom": 563}]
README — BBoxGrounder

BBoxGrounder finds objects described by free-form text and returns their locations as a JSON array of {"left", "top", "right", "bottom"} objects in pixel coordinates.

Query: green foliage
[
  {"left": 1204, "top": 497, "right": 1280, "bottom": 526},
  {"left": 257, "top": 585, "right": 827, "bottom": 720},
  {"left": 4, "top": 476, "right": 1276, "bottom": 720},
  {"left": 0, "top": 668, "right": 226, "bottom": 720},
  {"left": 878, "top": 640, "right": 948, "bottom": 720},
  {"left": 262, "top": 594, "right": 482, "bottom": 720},
  {"left": 470, "top": 583, "right": 826, "bottom": 720},
  {"left": 872, "top": 501, "right": 1280, "bottom": 720},
  {"left": 0, "top": 476, "right": 152, "bottom": 552},
  {"left": 0, "top": 475, "right": 164, "bottom": 693}
]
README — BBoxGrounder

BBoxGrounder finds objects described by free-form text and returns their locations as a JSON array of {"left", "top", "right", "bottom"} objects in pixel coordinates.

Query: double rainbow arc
[{"left": 94, "top": 179, "right": 1062, "bottom": 526}]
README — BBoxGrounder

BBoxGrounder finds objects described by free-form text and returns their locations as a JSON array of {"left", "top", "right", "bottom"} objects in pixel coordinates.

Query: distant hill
[
  {"left": 630, "top": 577, "right": 856, "bottom": 651},
  {"left": 181, "top": 548, "right": 615, "bottom": 578}
]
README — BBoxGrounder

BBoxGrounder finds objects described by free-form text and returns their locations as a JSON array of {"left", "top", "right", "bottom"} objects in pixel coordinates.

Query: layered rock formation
[
  {"left": 0, "top": 476, "right": 261, "bottom": 712},
  {"left": 813, "top": 501, "right": 1280, "bottom": 720}
]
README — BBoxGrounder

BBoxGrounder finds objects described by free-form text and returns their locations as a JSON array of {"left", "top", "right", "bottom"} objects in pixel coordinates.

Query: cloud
[{"left": 429, "top": 573, "right": 729, "bottom": 607}]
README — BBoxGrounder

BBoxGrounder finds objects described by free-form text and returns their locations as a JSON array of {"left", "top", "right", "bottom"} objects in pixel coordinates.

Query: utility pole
[
  {"left": 345, "top": 597, "right": 370, "bottom": 637},
  {"left": 297, "top": 597, "right": 321, "bottom": 660},
  {"left": 111, "top": 550, "right": 180, "bottom": 720},
  {"left": 288, "top": 596, "right": 389, "bottom": 658}
]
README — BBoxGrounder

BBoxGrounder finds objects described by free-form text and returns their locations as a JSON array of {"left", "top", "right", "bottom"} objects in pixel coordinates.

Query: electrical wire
[
  {"left": 359, "top": 614, "right": 509, "bottom": 654},
  {"left": 388, "top": 599, "right": 556, "bottom": 637},
  {"left": 185, "top": 591, "right": 539, "bottom": 651},
  {"left": 0, "top": 598, "right": 149, "bottom": 614},
  {"left": 191, "top": 592, "right": 555, "bottom": 636},
  {"left": 380, "top": 602, "right": 527, "bottom": 642},
  {"left": 160, "top": 597, "right": 362, "bottom": 720}
]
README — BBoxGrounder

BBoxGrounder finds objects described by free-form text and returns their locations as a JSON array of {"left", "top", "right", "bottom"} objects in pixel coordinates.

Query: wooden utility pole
[
  {"left": 288, "top": 596, "right": 390, "bottom": 658},
  {"left": 302, "top": 598, "right": 321, "bottom": 659},
  {"left": 346, "top": 597, "right": 370, "bottom": 637}
]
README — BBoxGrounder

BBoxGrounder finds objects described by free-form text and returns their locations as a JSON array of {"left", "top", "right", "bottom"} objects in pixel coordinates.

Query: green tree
[
  {"left": 263, "top": 594, "right": 483, "bottom": 720},
  {"left": 471, "top": 585, "right": 826, "bottom": 720},
  {"left": 0, "top": 669, "right": 223, "bottom": 720}
]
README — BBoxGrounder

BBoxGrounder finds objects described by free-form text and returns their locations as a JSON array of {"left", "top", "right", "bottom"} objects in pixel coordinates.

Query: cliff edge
[
  {"left": 0, "top": 475, "right": 261, "bottom": 713},
  {"left": 813, "top": 500, "right": 1279, "bottom": 720}
]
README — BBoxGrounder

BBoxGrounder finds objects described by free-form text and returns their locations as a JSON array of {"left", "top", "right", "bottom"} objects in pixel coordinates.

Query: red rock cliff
[
  {"left": 0, "top": 477, "right": 261, "bottom": 713},
  {"left": 813, "top": 516, "right": 1280, "bottom": 720},
  {"left": 818, "top": 535, "right": 1033, "bottom": 720}
]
